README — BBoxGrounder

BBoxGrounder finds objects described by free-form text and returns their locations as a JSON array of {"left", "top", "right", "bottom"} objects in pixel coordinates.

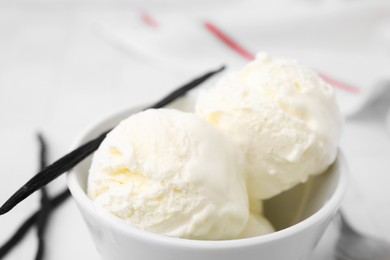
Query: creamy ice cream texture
[
  {"left": 88, "top": 109, "right": 250, "bottom": 240},
  {"left": 196, "top": 53, "right": 342, "bottom": 200},
  {"left": 88, "top": 52, "right": 342, "bottom": 240},
  {"left": 239, "top": 199, "right": 274, "bottom": 239}
]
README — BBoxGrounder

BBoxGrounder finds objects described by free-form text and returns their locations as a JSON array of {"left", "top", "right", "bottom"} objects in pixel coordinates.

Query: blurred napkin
[
  {"left": 387, "top": 110, "right": 390, "bottom": 133},
  {"left": 95, "top": 0, "right": 390, "bottom": 120}
]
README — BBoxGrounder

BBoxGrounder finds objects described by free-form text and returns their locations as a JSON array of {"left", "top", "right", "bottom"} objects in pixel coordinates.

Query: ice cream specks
[
  {"left": 196, "top": 53, "right": 342, "bottom": 199},
  {"left": 88, "top": 109, "right": 249, "bottom": 240}
]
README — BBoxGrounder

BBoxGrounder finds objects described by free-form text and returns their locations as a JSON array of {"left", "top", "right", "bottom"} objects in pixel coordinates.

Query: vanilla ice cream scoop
[
  {"left": 239, "top": 199, "right": 275, "bottom": 238},
  {"left": 196, "top": 53, "right": 342, "bottom": 199},
  {"left": 239, "top": 214, "right": 275, "bottom": 239},
  {"left": 88, "top": 109, "right": 249, "bottom": 240}
]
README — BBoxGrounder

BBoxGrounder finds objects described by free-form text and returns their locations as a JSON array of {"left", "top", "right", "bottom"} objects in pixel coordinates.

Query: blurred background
[{"left": 0, "top": 0, "right": 389, "bottom": 259}]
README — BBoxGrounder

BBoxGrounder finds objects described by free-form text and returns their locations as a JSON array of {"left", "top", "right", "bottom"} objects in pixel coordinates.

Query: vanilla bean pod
[
  {"left": 35, "top": 134, "right": 51, "bottom": 260},
  {"left": 0, "top": 189, "right": 70, "bottom": 258},
  {"left": 0, "top": 65, "right": 225, "bottom": 215}
]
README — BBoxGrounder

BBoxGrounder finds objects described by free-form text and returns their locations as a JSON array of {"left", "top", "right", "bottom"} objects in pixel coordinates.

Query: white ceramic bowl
[{"left": 68, "top": 106, "right": 348, "bottom": 260}]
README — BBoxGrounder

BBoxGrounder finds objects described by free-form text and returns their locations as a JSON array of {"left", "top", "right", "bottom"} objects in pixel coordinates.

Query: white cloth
[{"left": 99, "top": 0, "right": 390, "bottom": 118}]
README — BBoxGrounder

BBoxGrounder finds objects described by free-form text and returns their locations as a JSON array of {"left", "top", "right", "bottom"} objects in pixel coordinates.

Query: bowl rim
[{"left": 67, "top": 106, "right": 348, "bottom": 250}]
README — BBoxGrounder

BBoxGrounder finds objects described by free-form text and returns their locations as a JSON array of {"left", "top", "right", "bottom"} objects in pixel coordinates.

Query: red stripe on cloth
[
  {"left": 204, "top": 21, "right": 360, "bottom": 94},
  {"left": 318, "top": 73, "right": 360, "bottom": 94},
  {"left": 140, "top": 11, "right": 159, "bottom": 28},
  {"left": 204, "top": 22, "right": 255, "bottom": 61}
]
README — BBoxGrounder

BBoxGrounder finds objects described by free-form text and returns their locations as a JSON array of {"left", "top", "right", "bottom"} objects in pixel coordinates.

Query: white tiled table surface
[{"left": 0, "top": 1, "right": 389, "bottom": 259}]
